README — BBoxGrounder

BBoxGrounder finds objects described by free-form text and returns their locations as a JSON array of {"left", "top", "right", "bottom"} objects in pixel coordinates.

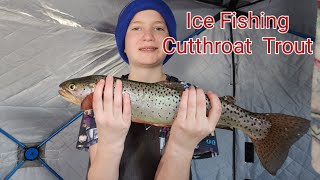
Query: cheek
[
  {"left": 158, "top": 35, "right": 170, "bottom": 55},
  {"left": 157, "top": 33, "right": 170, "bottom": 45},
  {"left": 125, "top": 34, "right": 139, "bottom": 50}
]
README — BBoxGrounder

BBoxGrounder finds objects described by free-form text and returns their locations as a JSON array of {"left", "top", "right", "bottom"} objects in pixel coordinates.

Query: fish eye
[{"left": 69, "top": 84, "right": 76, "bottom": 90}]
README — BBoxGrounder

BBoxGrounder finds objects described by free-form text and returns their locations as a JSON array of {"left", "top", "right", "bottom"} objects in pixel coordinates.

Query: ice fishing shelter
[{"left": 0, "top": 0, "right": 319, "bottom": 179}]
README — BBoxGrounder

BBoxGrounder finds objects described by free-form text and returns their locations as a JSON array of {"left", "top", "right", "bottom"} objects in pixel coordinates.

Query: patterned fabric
[
  {"left": 311, "top": 3, "right": 320, "bottom": 175},
  {"left": 76, "top": 109, "right": 98, "bottom": 150},
  {"left": 312, "top": 3, "right": 320, "bottom": 121},
  {"left": 76, "top": 74, "right": 219, "bottom": 159}
]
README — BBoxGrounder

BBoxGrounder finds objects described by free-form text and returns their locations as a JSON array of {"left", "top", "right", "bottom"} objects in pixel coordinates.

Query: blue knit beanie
[{"left": 115, "top": 0, "right": 177, "bottom": 64}]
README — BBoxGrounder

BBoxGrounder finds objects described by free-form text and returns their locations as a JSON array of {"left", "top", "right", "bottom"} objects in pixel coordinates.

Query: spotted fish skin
[
  {"left": 59, "top": 75, "right": 310, "bottom": 176},
  {"left": 217, "top": 98, "right": 272, "bottom": 140}
]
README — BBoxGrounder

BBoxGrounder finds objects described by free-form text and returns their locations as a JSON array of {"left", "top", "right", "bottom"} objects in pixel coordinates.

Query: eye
[
  {"left": 69, "top": 84, "right": 76, "bottom": 90},
  {"left": 132, "top": 27, "right": 141, "bottom": 31},
  {"left": 155, "top": 27, "right": 165, "bottom": 31}
]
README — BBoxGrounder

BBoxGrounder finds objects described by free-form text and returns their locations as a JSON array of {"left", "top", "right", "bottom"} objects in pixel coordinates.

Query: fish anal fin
[
  {"left": 157, "top": 81, "right": 185, "bottom": 92},
  {"left": 251, "top": 113, "right": 310, "bottom": 175},
  {"left": 216, "top": 124, "right": 234, "bottom": 131},
  {"left": 132, "top": 119, "right": 171, "bottom": 127},
  {"left": 81, "top": 93, "right": 94, "bottom": 110}
]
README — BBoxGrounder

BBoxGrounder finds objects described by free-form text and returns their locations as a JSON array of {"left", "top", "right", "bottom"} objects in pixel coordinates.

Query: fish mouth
[{"left": 58, "top": 88, "right": 82, "bottom": 105}]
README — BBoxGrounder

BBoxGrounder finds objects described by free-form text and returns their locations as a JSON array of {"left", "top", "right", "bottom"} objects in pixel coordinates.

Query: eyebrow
[{"left": 130, "top": 21, "right": 165, "bottom": 24}]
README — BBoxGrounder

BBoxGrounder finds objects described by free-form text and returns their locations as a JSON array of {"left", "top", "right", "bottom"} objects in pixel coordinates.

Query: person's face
[{"left": 125, "top": 10, "right": 170, "bottom": 67}]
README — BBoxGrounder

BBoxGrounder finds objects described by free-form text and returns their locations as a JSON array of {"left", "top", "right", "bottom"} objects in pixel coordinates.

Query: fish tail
[{"left": 250, "top": 113, "right": 310, "bottom": 175}]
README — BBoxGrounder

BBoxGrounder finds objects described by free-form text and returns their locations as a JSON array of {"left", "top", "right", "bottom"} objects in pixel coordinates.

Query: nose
[{"left": 142, "top": 30, "right": 155, "bottom": 42}]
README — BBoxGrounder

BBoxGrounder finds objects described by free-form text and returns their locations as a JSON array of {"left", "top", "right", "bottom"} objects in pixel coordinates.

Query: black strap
[
  {"left": 122, "top": 74, "right": 180, "bottom": 83},
  {"left": 167, "top": 75, "right": 179, "bottom": 82},
  {"left": 121, "top": 74, "right": 129, "bottom": 79}
]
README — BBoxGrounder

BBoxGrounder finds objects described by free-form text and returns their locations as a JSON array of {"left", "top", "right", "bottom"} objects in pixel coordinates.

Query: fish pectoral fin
[
  {"left": 157, "top": 81, "right": 185, "bottom": 92},
  {"left": 220, "top": 96, "right": 236, "bottom": 104},
  {"left": 81, "top": 93, "right": 94, "bottom": 110}
]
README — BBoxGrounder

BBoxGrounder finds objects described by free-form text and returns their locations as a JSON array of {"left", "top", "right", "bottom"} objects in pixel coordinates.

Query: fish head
[{"left": 59, "top": 76, "right": 100, "bottom": 105}]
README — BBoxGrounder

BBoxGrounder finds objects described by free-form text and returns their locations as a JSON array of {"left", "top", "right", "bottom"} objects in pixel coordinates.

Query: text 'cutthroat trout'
[{"left": 59, "top": 75, "right": 310, "bottom": 176}]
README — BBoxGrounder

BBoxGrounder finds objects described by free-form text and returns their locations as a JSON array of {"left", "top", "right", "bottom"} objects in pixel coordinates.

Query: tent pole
[
  {"left": 4, "top": 160, "right": 25, "bottom": 180},
  {"left": 228, "top": 22, "right": 237, "bottom": 180},
  {"left": 227, "top": 0, "right": 240, "bottom": 179},
  {"left": 0, "top": 128, "right": 26, "bottom": 179},
  {"left": 38, "top": 157, "right": 63, "bottom": 180},
  {"left": 1, "top": 112, "right": 83, "bottom": 179},
  {"left": 0, "top": 128, "right": 26, "bottom": 148},
  {"left": 38, "top": 112, "right": 83, "bottom": 148}
]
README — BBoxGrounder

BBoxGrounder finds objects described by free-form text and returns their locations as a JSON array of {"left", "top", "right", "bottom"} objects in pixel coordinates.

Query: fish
[{"left": 58, "top": 75, "right": 310, "bottom": 176}]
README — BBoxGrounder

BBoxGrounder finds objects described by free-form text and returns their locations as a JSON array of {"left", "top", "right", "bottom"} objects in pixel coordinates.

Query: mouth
[
  {"left": 58, "top": 88, "right": 70, "bottom": 97},
  {"left": 58, "top": 88, "right": 82, "bottom": 105},
  {"left": 139, "top": 47, "right": 158, "bottom": 52}
]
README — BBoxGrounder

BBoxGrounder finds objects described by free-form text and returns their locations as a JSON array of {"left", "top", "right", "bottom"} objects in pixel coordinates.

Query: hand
[
  {"left": 93, "top": 75, "right": 131, "bottom": 148},
  {"left": 168, "top": 86, "right": 221, "bottom": 153}
]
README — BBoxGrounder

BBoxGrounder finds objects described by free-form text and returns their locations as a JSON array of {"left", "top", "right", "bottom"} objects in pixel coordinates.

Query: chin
[
  {"left": 138, "top": 62, "right": 162, "bottom": 67},
  {"left": 135, "top": 58, "right": 164, "bottom": 66}
]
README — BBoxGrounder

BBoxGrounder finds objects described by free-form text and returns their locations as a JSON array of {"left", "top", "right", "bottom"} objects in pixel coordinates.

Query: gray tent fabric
[
  {"left": 234, "top": 27, "right": 316, "bottom": 179},
  {"left": 0, "top": 0, "right": 319, "bottom": 179}
]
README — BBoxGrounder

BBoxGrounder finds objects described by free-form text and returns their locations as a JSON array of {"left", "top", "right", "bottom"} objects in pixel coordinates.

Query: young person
[{"left": 75, "top": 1, "right": 222, "bottom": 179}]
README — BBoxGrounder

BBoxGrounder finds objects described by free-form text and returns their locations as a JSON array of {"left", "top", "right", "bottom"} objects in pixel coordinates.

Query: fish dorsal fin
[
  {"left": 220, "top": 96, "right": 236, "bottom": 104},
  {"left": 157, "top": 81, "right": 185, "bottom": 92}
]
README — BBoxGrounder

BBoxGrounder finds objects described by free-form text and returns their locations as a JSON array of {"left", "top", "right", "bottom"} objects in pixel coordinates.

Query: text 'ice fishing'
[{"left": 161, "top": 11, "right": 313, "bottom": 55}]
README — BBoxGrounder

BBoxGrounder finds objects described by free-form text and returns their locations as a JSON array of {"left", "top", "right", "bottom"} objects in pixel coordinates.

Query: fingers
[
  {"left": 103, "top": 75, "right": 114, "bottom": 112},
  {"left": 93, "top": 79, "right": 105, "bottom": 115},
  {"left": 187, "top": 86, "right": 196, "bottom": 121},
  {"left": 122, "top": 92, "right": 131, "bottom": 123},
  {"left": 207, "top": 91, "right": 222, "bottom": 131},
  {"left": 113, "top": 79, "right": 123, "bottom": 115},
  {"left": 175, "top": 89, "right": 189, "bottom": 122},
  {"left": 195, "top": 88, "right": 206, "bottom": 120}
]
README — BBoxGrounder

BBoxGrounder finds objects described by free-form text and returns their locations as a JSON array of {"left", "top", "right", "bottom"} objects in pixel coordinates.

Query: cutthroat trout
[{"left": 59, "top": 75, "right": 310, "bottom": 176}]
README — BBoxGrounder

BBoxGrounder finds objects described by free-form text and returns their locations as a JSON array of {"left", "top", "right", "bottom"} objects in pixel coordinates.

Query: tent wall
[
  {"left": 0, "top": 9, "right": 125, "bottom": 179},
  {"left": 234, "top": 28, "right": 317, "bottom": 179}
]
